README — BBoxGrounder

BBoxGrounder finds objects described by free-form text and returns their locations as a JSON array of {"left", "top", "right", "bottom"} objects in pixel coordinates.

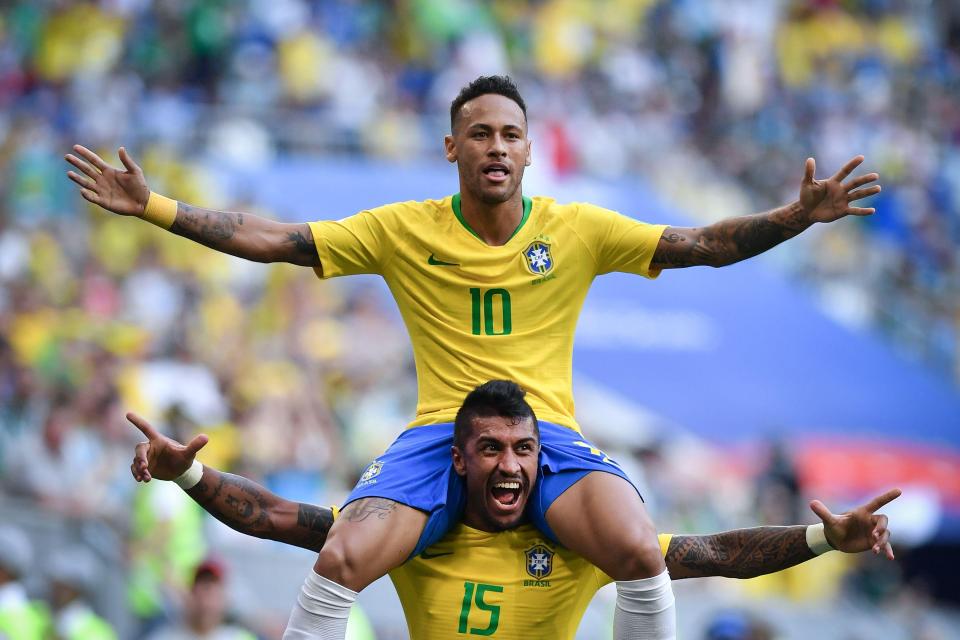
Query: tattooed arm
[
  {"left": 127, "top": 412, "right": 333, "bottom": 552},
  {"left": 64, "top": 144, "right": 320, "bottom": 267},
  {"left": 169, "top": 203, "right": 319, "bottom": 266},
  {"left": 664, "top": 526, "right": 813, "bottom": 579},
  {"left": 187, "top": 468, "right": 333, "bottom": 552},
  {"left": 650, "top": 155, "right": 881, "bottom": 270},
  {"left": 663, "top": 488, "right": 900, "bottom": 579}
]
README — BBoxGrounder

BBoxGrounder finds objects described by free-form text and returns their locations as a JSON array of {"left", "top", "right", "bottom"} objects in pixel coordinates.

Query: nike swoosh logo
[
  {"left": 428, "top": 254, "right": 459, "bottom": 266},
  {"left": 420, "top": 550, "right": 454, "bottom": 559}
]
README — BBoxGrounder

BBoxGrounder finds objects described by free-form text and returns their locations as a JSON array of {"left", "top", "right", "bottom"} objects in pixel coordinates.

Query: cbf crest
[
  {"left": 357, "top": 460, "right": 383, "bottom": 487},
  {"left": 525, "top": 543, "right": 554, "bottom": 579},
  {"left": 523, "top": 241, "right": 554, "bottom": 275}
]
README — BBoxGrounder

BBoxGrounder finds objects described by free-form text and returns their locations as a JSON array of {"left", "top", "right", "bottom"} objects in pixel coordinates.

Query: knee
[{"left": 608, "top": 533, "right": 666, "bottom": 581}]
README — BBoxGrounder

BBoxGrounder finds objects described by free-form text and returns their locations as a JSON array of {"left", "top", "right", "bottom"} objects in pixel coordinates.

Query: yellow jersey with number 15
[
  {"left": 308, "top": 194, "right": 666, "bottom": 432},
  {"left": 389, "top": 523, "right": 674, "bottom": 640}
]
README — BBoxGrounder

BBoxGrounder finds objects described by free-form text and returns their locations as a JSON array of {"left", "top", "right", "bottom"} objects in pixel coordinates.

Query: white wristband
[
  {"left": 806, "top": 523, "right": 835, "bottom": 555},
  {"left": 172, "top": 460, "right": 203, "bottom": 490}
]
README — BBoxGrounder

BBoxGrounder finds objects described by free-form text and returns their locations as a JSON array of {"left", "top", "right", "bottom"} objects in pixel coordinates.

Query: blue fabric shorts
[{"left": 343, "top": 421, "right": 639, "bottom": 557}]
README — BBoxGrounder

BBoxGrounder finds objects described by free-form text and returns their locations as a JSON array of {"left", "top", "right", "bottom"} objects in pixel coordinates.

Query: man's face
[
  {"left": 187, "top": 576, "right": 226, "bottom": 632},
  {"left": 452, "top": 415, "right": 539, "bottom": 532},
  {"left": 444, "top": 94, "right": 532, "bottom": 206}
]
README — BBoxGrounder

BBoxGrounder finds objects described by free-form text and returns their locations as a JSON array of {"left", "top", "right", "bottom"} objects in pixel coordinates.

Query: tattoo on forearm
[
  {"left": 342, "top": 498, "right": 397, "bottom": 523},
  {"left": 653, "top": 203, "right": 811, "bottom": 268},
  {"left": 188, "top": 471, "right": 271, "bottom": 536},
  {"left": 286, "top": 229, "right": 316, "bottom": 256},
  {"left": 171, "top": 203, "right": 241, "bottom": 244},
  {"left": 666, "top": 526, "right": 814, "bottom": 579},
  {"left": 293, "top": 504, "right": 336, "bottom": 552},
  {"left": 187, "top": 470, "right": 335, "bottom": 551}
]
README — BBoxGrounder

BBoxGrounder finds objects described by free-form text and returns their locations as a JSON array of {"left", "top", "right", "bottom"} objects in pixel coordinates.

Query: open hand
[
  {"left": 65, "top": 145, "right": 150, "bottom": 216},
  {"left": 810, "top": 488, "right": 901, "bottom": 560},
  {"left": 128, "top": 412, "right": 208, "bottom": 482},
  {"left": 799, "top": 155, "right": 881, "bottom": 223}
]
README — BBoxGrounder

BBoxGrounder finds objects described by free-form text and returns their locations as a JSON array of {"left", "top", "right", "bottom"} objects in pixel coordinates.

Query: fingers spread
[
  {"left": 72, "top": 144, "right": 110, "bottom": 171},
  {"left": 847, "top": 185, "right": 881, "bottom": 202},
  {"left": 79, "top": 189, "right": 101, "bottom": 204},
  {"left": 845, "top": 172, "right": 879, "bottom": 190},
  {"left": 126, "top": 412, "right": 160, "bottom": 440},
  {"left": 118, "top": 146, "right": 141, "bottom": 175},
  {"left": 66, "top": 171, "right": 95, "bottom": 189},
  {"left": 65, "top": 154, "right": 102, "bottom": 180},
  {"left": 832, "top": 155, "right": 865, "bottom": 182},
  {"left": 865, "top": 488, "right": 902, "bottom": 513}
]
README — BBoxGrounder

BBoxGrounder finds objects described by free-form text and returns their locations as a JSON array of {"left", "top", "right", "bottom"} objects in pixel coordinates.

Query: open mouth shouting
[{"left": 487, "top": 475, "right": 527, "bottom": 525}]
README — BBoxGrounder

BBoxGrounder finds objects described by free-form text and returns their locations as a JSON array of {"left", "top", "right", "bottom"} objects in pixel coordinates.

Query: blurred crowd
[
  {"left": 1, "top": 0, "right": 958, "bottom": 638},
  {"left": 1, "top": 0, "right": 957, "bottom": 376}
]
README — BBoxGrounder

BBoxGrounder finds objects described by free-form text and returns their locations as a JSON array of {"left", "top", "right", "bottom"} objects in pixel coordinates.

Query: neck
[{"left": 457, "top": 188, "right": 524, "bottom": 246}]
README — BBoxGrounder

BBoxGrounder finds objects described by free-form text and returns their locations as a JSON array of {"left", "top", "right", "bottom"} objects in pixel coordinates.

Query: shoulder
[
  {"left": 368, "top": 198, "right": 449, "bottom": 219},
  {"left": 531, "top": 197, "right": 618, "bottom": 224}
]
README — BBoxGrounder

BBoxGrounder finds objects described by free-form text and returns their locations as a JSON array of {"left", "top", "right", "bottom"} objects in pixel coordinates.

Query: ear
[
  {"left": 444, "top": 134, "right": 457, "bottom": 164},
  {"left": 525, "top": 138, "right": 532, "bottom": 167},
  {"left": 451, "top": 446, "right": 466, "bottom": 477}
]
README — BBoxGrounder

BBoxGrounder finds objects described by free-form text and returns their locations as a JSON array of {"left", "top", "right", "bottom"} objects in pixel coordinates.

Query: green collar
[{"left": 451, "top": 193, "right": 532, "bottom": 244}]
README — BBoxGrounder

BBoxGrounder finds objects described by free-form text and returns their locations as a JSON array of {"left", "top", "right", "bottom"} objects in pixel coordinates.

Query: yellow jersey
[
  {"left": 309, "top": 194, "right": 666, "bottom": 431},
  {"left": 389, "top": 523, "right": 673, "bottom": 639}
]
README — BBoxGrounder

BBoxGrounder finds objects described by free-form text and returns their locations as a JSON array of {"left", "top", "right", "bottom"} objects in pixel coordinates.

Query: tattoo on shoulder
[{"left": 342, "top": 498, "right": 398, "bottom": 523}]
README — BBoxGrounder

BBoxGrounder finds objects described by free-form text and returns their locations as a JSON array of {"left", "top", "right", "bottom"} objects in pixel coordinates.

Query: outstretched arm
[
  {"left": 65, "top": 145, "right": 320, "bottom": 267},
  {"left": 650, "top": 155, "right": 881, "bottom": 270},
  {"left": 664, "top": 488, "right": 900, "bottom": 579},
  {"left": 127, "top": 413, "right": 333, "bottom": 552}
]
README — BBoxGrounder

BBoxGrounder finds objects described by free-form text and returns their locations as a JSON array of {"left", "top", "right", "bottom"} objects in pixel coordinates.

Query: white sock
[
  {"left": 613, "top": 570, "right": 676, "bottom": 639},
  {"left": 282, "top": 570, "right": 358, "bottom": 639}
]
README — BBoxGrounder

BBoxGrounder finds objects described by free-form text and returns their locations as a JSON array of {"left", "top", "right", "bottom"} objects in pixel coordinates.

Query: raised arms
[
  {"left": 127, "top": 413, "right": 333, "bottom": 552},
  {"left": 650, "top": 155, "right": 881, "bottom": 270},
  {"left": 664, "top": 488, "right": 900, "bottom": 579},
  {"left": 64, "top": 145, "right": 320, "bottom": 267},
  {"left": 129, "top": 416, "right": 899, "bottom": 580}
]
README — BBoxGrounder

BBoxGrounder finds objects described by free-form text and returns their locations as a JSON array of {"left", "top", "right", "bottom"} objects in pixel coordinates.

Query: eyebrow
[
  {"left": 466, "top": 122, "right": 524, "bottom": 132},
  {"left": 476, "top": 436, "right": 537, "bottom": 447}
]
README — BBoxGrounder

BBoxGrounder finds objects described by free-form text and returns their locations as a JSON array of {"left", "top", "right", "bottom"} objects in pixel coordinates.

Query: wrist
[
  {"left": 142, "top": 192, "right": 178, "bottom": 229},
  {"left": 172, "top": 460, "right": 203, "bottom": 490},
  {"left": 805, "top": 523, "right": 836, "bottom": 555}
]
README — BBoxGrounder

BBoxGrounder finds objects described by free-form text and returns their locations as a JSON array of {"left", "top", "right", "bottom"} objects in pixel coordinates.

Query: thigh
[
  {"left": 544, "top": 471, "right": 663, "bottom": 579},
  {"left": 315, "top": 498, "right": 428, "bottom": 590},
  {"left": 532, "top": 423, "right": 664, "bottom": 579}
]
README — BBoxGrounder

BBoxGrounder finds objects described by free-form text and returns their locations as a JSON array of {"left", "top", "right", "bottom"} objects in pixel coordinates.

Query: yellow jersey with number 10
[
  {"left": 389, "top": 523, "right": 674, "bottom": 639},
  {"left": 308, "top": 194, "right": 666, "bottom": 432}
]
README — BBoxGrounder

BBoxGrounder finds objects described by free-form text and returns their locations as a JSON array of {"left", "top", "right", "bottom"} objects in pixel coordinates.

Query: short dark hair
[
  {"left": 454, "top": 380, "right": 538, "bottom": 449},
  {"left": 450, "top": 75, "right": 527, "bottom": 131}
]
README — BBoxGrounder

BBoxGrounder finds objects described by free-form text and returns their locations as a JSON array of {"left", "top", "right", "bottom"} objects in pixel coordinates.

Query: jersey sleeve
[
  {"left": 577, "top": 203, "right": 667, "bottom": 278},
  {"left": 307, "top": 204, "right": 401, "bottom": 279}
]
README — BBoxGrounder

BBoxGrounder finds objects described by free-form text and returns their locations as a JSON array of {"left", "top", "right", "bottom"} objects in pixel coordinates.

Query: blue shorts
[{"left": 343, "top": 421, "right": 639, "bottom": 557}]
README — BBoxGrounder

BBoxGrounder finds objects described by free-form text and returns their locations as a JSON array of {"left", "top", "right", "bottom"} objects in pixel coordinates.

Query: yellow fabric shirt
[
  {"left": 308, "top": 194, "right": 666, "bottom": 431},
  {"left": 389, "top": 523, "right": 673, "bottom": 639}
]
